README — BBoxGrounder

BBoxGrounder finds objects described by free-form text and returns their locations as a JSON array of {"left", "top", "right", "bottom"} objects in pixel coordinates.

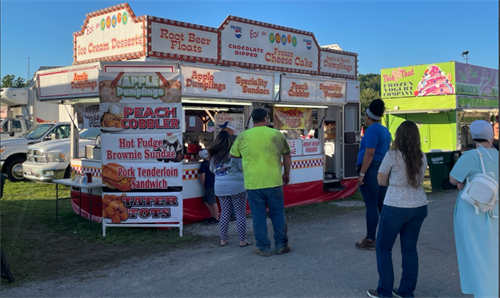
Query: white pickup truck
[
  {"left": 0, "top": 122, "right": 71, "bottom": 182},
  {"left": 22, "top": 128, "right": 100, "bottom": 183}
]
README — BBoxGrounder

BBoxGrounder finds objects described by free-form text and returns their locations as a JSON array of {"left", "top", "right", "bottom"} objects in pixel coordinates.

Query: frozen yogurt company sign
[
  {"left": 149, "top": 20, "right": 218, "bottom": 62},
  {"left": 280, "top": 76, "right": 346, "bottom": 104},
  {"left": 219, "top": 16, "right": 319, "bottom": 74},
  {"left": 455, "top": 62, "right": 499, "bottom": 97},
  {"left": 181, "top": 65, "right": 274, "bottom": 101},
  {"left": 74, "top": 4, "right": 145, "bottom": 64}
]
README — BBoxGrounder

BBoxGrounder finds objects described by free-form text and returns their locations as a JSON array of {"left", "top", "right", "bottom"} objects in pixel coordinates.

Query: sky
[{"left": 1, "top": 0, "right": 498, "bottom": 81}]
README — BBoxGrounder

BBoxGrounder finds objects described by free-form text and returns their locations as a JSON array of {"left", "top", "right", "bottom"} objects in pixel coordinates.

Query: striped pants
[{"left": 219, "top": 191, "right": 248, "bottom": 242}]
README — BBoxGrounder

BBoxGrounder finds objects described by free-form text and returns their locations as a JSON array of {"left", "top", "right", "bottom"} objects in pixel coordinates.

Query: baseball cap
[
  {"left": 199, "top": 149, "right": 209, "bottom": 159},
  {"left": 251, "top": 107, "right": 269, "bottom": 119},
  {"left": 219, "top": 121, "right": 235, "bottom": 130},
  {"left": 470, "top": 120, "right": 493, "bottom": 140}
]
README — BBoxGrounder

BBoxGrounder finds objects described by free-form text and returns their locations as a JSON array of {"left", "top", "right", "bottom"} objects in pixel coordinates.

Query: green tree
[
  {"left": 358, "top": 73, "right": 381, "bottom": 126},
  {"left": 1, "top": 75, "right": 27, "bottom": 88}
]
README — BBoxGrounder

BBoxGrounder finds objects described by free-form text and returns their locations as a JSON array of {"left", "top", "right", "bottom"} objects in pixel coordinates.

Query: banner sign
[
  {"left": 280, "top": 76, "right": 347, "bottom": 104},
  {"left": 181, "top": 65, "right": 274, "bottom": 101},
  {"left": 320, "top": 51, "right": 356, "bottom": 78},
  {"left": 101, "top": 133, "right": 183, "bottom": 163},
  {"left": 99, "top": 72, "right": 181, "bottom": 104},
  {"left": 455, "top": 62, "right": 499, "bottom": 97},
  {"left": 102, "top": 192, "right": 183, "bottom": 224},
  {"left": 214, "top": 113, "right": 245, "bottom": 136},
  {"left": 74, "top": 4, "right": 145, "bottom": 64},
  {"left": 219, "top": 17, "right": 319, "bottom": 73},
  {"left": 273, "top": 107, "right": 312, "bottom": 130},
  {"left": 102, "top": 162, "right": 182, "bottom": 191},
  {"left": 150, "top": 20, "right": 218, "bottom": 62},
  {"left": 381, "top": 62, "right": 456, "bottom": 98},
  {"left": 37, "top": 65, "right": 99, "bottom": 100},
  {"left": 302, "top": 138, "right": 321, "bottom": 155},
  {"left": 74, "top": 103, "right": 100, "bottom": 129},
  {"left": 287, "top": 139, "right": 302, "bottom": 156}
]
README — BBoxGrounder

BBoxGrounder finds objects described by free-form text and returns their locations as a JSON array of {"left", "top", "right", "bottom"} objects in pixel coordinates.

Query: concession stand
[{"left": 35, "top": 3, "right": 361, "bottom": 236}]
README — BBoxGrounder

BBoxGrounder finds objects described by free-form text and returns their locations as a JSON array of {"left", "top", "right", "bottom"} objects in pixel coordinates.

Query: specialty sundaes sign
[
  {"left": 219, "top": 18, "right": 319, "bottom": 73},
  {"left": 74, "top": 5, "right": 145, "bottom": 64},
  {"left": 280, "top": 76, "right": 347, "bottom": 104},
  {"left": 181, "top": 65, "right": 274, "bottom": 100},
  {"left": 150, "top": 20, "right": 218, "bottom": 61}
]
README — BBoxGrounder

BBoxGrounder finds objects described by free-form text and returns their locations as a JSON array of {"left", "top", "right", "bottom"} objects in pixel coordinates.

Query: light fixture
[
  {"left": 275, "top": 104, "right": 329, "bottom": 108},
  {"left": 182, "top": 107, "right": 229, "bottom": 111},
  {"left": 181, "top": 99, "right": 252, "bottom": 106}
]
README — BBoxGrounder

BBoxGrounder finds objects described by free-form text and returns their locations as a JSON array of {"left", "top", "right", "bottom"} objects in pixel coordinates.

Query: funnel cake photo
[{"left": 414, "top": 65, "right": 455, "bottom": 97}]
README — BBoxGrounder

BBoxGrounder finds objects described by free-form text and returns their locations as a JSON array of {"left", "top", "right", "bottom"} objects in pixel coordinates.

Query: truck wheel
[{"left": 6, "top": 157, "right": 27, "bottom": 182}]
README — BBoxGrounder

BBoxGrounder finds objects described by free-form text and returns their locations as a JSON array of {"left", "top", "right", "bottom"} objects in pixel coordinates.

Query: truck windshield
[
  {"left": 79, "top": 128, "right": 100, "bottom": 140},
  {"left": 21, "top": 123, "right": 55, "bottom": 140}
]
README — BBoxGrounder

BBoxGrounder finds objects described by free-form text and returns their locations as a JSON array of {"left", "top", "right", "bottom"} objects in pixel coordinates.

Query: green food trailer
[{"left": 380, "top": 62, "right": 498, "bottom": 189}]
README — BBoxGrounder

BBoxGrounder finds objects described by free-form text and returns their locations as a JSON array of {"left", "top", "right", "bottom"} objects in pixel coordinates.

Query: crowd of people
[{"left": 199, "top": 102, "right": 498, "bottom": 298}]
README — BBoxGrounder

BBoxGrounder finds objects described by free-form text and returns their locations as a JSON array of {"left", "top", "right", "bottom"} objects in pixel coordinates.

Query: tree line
[
  {"left": 357, "top": 73, "right": 381, "bottom": 126},
  {"left": 1, "top": 75, "right": 29, "bottom": 88}
]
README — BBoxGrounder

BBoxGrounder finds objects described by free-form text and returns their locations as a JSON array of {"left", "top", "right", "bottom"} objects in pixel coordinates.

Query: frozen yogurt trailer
[{"left": 34, "top": 3, "right": 362, "bottom": 236}]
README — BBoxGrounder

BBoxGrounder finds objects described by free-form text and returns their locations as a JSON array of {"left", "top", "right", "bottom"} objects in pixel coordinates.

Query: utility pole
[{"left": 27, "top": 57, "right": 30, "bottom": 85}]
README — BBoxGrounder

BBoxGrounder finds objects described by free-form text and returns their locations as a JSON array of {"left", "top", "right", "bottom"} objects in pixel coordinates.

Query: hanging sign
[
  {"left": 273, "top": 107, "right": 312, "bottom": 130},
  {"left": 214, "top": 114, "right": 245, "bottom": 135},
  {"left": 320, "top": 51, "right": 357, "bottom": 78},
  {"left": 102, "top": 192, "right": 183, "bottom": 224},
  {"left": 181, "top": 65, "right": 274, "bottom": 101},
  {"left": 219, "top": 17, "right": 319, "bottom": 73},
  {"left": 37, "top": 65, "right": 99, "bottom": 100},
  {"left": 280, "top": 76, "right": 347, "bottom": 104}
]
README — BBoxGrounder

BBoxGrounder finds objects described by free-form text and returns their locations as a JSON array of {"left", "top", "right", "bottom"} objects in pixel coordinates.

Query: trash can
[{"left": 426, "top": 151, "right": 460, "bottom": 191}]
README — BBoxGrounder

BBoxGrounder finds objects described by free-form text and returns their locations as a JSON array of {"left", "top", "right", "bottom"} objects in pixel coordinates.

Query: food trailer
[
  {"left": 381, "top": 62, "right": 499, "bottom": 152},
  {"left": 35, "top": 3, "right": 361, "bottom": 235}
]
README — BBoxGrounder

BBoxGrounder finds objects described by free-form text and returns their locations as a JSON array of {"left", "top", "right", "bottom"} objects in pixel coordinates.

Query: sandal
[
  {"left": 220, "top": 240, "right": 228, "bottom": 246},
  {"left": 239, "top": 241, "right": 252, "bottom": 247}
]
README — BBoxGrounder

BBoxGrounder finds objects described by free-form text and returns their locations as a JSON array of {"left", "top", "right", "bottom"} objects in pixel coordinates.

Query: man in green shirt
[{"left": 230, "top": 107, "right": 292, "bottom": 256}]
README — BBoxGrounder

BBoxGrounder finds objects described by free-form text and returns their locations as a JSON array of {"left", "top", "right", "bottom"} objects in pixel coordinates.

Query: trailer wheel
[{"left": 5, "top": 157, "right": 27, "bottom": 182}]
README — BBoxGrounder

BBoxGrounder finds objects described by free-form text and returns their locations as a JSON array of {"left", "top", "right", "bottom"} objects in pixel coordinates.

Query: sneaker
[
  {"left": 203, "top": 217, "right": 215, "bottom": 225},
  {"left": 276, "top": 244, "right": 291, "bottom": 255},
  {"left": 366, "top": 289, "right": 380, "bottom": 298},
  {"left": 252, "top": 246, "right": 271, "bottom": 257},
  {"left": 392, "top": 289, "right": 403, "bottom": 298},
  {"left": 355, "top": 237, "right": 376, "bottom": 251}
]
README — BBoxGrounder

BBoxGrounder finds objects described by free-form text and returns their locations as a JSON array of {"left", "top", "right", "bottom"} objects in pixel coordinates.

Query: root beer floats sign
[
  {"left": 99, "top": 71, "right": 183, "bottom": 228},
  {"left": 74, "top": 4, "right": 357, "bottom": 78}
]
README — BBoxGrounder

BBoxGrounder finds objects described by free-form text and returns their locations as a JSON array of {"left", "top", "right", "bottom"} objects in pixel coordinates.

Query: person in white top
[{"left": 366, "top": 121, "right": 428, "bottom": 298}]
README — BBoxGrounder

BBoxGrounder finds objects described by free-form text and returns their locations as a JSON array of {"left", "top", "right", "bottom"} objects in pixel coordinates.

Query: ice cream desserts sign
[
  {"left": 455, "top": 63, "right": 499, "bottom": 97},
  {"left": 220, "top": 17, "right": 319, "bottom": 73},
  {"left": 74, "top": 5, "right": 145, "bottom": 64},
  {"left": 381, "top": 62, "right": 456, "bottom": 98}
]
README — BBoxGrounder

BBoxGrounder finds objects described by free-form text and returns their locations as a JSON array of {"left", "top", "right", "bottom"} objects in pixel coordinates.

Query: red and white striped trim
[
  {"left": 71, "top": 165, "right": 102, "bottom": 178},
  {"left": 292, "top": 158, "right": 323, "bottom": 170},
  {"left": 183, "top": 169, "right": 199, "bottom": 180}
]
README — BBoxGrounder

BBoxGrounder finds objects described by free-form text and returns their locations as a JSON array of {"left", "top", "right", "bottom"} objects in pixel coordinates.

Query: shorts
[{"left": 202, "top": 188, "right": 217, "bottom": 205}]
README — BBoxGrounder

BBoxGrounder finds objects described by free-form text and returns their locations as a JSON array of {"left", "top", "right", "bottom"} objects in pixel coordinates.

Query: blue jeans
[
  {"left": 359, "top": 161, "right": 388, "bottom": 240},
  {"left": 247, "top": 186, "right": 288, "bottom": 252},
  {"left": 376, "top": 205, "right": 428, "bottom": 298}
]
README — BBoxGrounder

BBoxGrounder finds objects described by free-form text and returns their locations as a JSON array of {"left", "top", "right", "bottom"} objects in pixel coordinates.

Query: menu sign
[
  {"left": 37, "top": 65, "right": 99, "bottom": 100},
  {"left": 320, "top": 51, "right": 356, "bottom": 77},
  {"left": 274, "top": 107, "right": 312, "bottom": 130},
  {"left": 287, "top": 139, "right": 302, "bottom": 156},
  {"left": 103, "top": 192, "right": 183, "bottom": 224},
  {"left": 74, "top": 6, "right": 145, "bottom": 63},
  {"left": 455, "top": 62, "right": 499, "bottom": 97},
  {"left": 220, "top": 18, "right": 319, "bottom": 73},
  {"left": 302, "top": 139, "right": 321, "bottom": 155},
  {"left": 181, "top": 66, "right": 274, "bottom": 101},
  {"left": 101, "top": 133, "right": 183, "bottom": 163},
  {"left": 214, "top": 114, "right": 245, "bottom": 136},
  {"left": 280, "top": 76, "right": 347, "bottom": 104},
  {"left": 150, "top": 21, "right": 218, "bottom": 61}
]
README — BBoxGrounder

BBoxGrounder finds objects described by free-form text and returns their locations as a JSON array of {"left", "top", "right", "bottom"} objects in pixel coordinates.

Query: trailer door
[{"left": 342, "top": 102, "right": 360, "bottom": 179}]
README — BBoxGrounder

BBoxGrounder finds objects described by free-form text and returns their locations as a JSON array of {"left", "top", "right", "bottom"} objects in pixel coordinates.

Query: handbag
[{"left": 461, "top": 149, "right": 499, "bottom": 218}]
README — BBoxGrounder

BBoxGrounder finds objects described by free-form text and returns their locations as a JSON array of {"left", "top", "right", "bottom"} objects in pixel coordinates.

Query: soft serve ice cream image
[
  {"left": 156, "top": 133, "right": 183, "bottom": 163},
  {"left": 414, "top": 65, "right": 455, "bottom": 96}
]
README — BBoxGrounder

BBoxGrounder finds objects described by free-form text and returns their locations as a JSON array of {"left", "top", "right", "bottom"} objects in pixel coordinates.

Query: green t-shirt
[{"left": 230, "top": 126, "right": 291, "bottom": 190}]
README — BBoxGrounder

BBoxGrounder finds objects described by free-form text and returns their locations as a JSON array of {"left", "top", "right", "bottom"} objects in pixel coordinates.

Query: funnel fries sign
[{"left": 273, "top": 107, "right": 312, "bottom": 130}]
